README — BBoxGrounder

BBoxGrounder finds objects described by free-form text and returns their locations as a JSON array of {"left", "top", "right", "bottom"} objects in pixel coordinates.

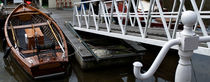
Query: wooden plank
[
  {"left": 9, "top": 22, "right": 48, "bottom": 29},
  {"left": 64, "top": 27, "right": 94, "bottom": 58},
  {"left": 50, "top": 14, "right": 94, "bottom": 58}
]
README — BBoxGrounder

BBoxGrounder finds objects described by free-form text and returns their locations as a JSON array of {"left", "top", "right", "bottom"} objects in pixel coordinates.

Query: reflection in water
[
  {"left": 70, "top": 50, "right": 179, "bottom": 82},
  {"left": 71, "top": 58, "right": 136, "bottom": 82}
]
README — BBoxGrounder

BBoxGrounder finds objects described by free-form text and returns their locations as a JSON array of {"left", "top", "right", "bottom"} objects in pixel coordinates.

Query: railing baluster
[
  {"left": 113, "top": 0, "right": 125, "bottom": 35},
  {"left": 73, "top": 5, "right": 76, "bottom": 26},
  {"left": 193, "top": 0, "right": 206, "bottom": 31},
  {"left": 155, "top": 0, "right": 171, "bottom": 40},
  {"left": 131, "top": 0, "right": 144, "bottom": 37},
  {"left": 89, "top": 2, "right": 99, "bottom": 31},
  {"left": 97, "top": 3, "right": 101, "bottom": 29},
  {"left": 75, "top": 6, "right": 81, "bottom": 27},
  {"left": 190, "top": 0, "right": 210, "bottom": 47},
  {"left": 124, "top": 0, "right": 131, "bottom": 34},
  {"left": 80, "top": 4, "right": 83, "bottom": 27},
  {"left": 172, "top": 0, "right": 185, "bottom": 39},
  {"left": 143, "top": 0, "right": 155, "bottom": 38},
  {"left": 168, "top": 0, "right": 177, "bottom": 30},
  {"left": 104, "top": 2, "right": 110, "bottom": 22},
  {"left": 139, "top": 0, "right": 148, "bottom": 26},
  {"left": 88, "top": 3, "right": 91, "bottom": 28},
  {"left": 108, "top": 0, "right": 114, "bottom": 30},
  {"left": 124, "top": 1, "right": 134, "bottom": 27},
  {"left": 81, "top": 3, "right": 89, "bottom": 29},
  {"left": 100, "top": 1, "right": 110, "bottom": 32}
]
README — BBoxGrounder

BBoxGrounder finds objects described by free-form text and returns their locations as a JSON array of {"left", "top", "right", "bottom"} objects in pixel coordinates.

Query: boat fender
[{"left": 3, "top": 46, "right": 12, "bottom": 59}]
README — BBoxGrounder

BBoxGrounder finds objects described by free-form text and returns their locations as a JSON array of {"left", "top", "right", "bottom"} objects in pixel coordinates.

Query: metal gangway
[{"left": 71, "top": 0, "right": 210, "bottom": 56}]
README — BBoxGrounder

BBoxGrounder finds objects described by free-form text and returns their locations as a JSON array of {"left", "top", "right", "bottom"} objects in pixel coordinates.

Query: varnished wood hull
[{"left": 4, "top": 4, "right": 69, "bottom": 78}]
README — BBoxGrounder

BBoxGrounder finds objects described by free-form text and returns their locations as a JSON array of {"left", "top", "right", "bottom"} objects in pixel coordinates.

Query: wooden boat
[{"left": 4, "top": 4, "right": 69, "bottom": 78}]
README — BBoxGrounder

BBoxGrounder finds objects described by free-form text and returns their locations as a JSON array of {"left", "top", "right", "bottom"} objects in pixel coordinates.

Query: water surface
[{"left": 1, "top": 35, "right": 210, "bottom": 82}]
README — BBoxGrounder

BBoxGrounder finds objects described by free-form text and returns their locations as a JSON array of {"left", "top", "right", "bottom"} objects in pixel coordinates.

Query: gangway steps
[
  {"left": 65, "top": 24, "right": 95, "bottom": 58},
  {"left": 50, "top": 13, "right": 95, "bottom": 59}
]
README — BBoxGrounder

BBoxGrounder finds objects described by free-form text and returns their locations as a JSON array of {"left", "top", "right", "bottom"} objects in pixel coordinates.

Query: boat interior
[{"left": 7, "top": 10, "right": 64, "bottom": 60}]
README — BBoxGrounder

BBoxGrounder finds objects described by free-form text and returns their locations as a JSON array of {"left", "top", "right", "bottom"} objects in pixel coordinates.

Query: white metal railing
[
  {"left": 71, "top": 1, "right": 210, "bottom": 81},
  {"left": 72, "top": 0, "right": 210, "bottom": 56}
]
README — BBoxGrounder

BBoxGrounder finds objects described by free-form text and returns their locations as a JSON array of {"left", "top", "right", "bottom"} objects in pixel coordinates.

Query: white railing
[
  {"left": 72, "top": 0, "right": 210, "bottom": 56},
  {"left": 71, "top": 0, "right": 210, "bottom": 81}
]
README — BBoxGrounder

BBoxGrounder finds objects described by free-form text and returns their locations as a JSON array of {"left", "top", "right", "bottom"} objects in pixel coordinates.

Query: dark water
[{"left": 1, "top": 32, "right": 210, "bottom": 82}]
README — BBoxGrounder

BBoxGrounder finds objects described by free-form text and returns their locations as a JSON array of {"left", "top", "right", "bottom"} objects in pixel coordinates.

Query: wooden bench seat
[{"left": 8, "top": 22, "right": 48, "bottom": 29}]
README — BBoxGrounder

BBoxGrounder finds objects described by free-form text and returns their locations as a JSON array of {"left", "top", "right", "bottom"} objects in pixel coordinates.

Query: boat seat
[
  {"left": 8, "top": 22, "right": 49, "bottom": 29},
  {"left": 25, "top": 28, "right": 44, "bottom": 50}
]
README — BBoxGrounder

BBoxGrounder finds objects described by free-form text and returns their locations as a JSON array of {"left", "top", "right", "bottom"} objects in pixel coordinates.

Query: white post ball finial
[
  {"left": 181, "top": 11, "right": 197, "bottom": 27},
  {"left": 181, "top": 11, "right": 197, "bottom": 36}
]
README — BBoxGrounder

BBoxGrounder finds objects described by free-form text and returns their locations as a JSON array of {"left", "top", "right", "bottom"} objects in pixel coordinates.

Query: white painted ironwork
[
  {"left": 72, "top": 0, "right": 210, "bottom": 56},
  {"left": 133, "top": 39, "right": 180, "bottom": 79},
  {"left": 133, "top": 11, "right": 210, "bottom": 82}
]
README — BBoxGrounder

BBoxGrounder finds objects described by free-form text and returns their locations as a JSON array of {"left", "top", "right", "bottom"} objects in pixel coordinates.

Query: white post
[
  {"left": 175, "top": 11, "right": 199, "bottom": 82},
  {"left": 133, "top": 11, "right": 209, "bottom": 82}
]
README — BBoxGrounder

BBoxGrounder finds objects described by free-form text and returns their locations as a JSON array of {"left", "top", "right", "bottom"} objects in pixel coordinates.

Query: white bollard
[{"left": 175, "top": 11, "right": 199, "bottom": 82}]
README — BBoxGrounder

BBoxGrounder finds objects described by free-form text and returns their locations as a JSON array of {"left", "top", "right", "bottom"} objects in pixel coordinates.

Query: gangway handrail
[
  {"left": 73, "top": 0, "right": 210, "bottom": 40},
  {"left": 72, "top": 0, "right": 210, "bottom": 56}
]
